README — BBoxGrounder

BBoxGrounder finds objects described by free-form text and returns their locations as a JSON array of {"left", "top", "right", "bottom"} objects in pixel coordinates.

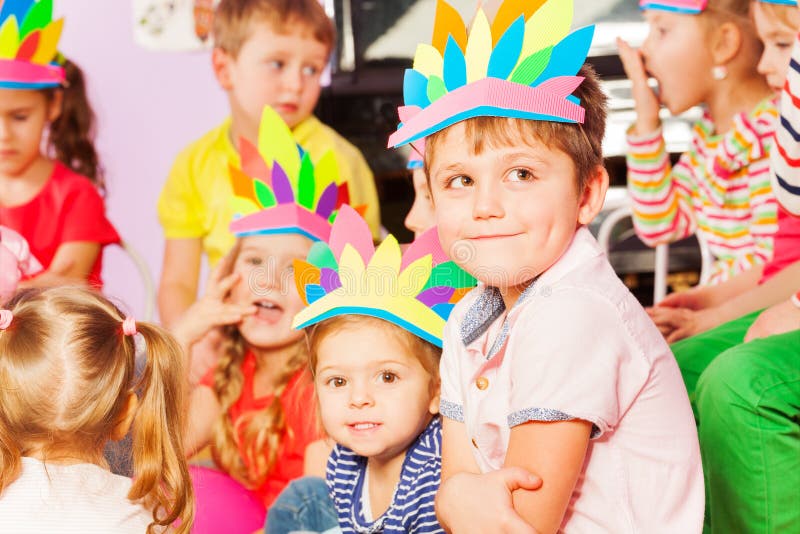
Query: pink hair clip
[
  {"left": 122, "top": 316, "right": 137, "bottom": 337},
  {"left": 0, "top": 310, "right": 13, "bottom": 330}
]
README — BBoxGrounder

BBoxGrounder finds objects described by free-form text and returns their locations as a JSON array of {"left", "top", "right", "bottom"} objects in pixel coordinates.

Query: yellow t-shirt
[{"left": 157, "top": 115, "right": 381, "bottom": 266}]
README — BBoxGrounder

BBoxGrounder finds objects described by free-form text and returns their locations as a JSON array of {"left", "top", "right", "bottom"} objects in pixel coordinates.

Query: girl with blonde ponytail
[{"left": 0, "top": 287, "right": 193, "bottom": 533}]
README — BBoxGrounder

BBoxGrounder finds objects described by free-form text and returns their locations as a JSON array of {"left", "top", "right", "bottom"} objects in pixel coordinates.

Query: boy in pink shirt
[{"left": 388, "top": 0, "right": 704, "bottom": 531}]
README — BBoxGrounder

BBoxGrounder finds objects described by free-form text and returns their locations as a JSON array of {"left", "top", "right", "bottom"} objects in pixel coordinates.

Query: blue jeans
[{"left": 266, "top": 476, "right": 340, "bottom": 534}]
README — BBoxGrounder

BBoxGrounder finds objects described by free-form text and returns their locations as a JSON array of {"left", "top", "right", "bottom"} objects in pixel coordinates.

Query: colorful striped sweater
[
  {"left": 626, "top": 97, "right": 779, "bottom": 284},
  {"left": 772, "top": 32, "right": 800, "bottom": 217}
]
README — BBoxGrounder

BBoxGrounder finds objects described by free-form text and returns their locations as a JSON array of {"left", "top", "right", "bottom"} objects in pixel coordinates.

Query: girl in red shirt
[{"left": 0, "top": 2, "right": 119, "bottom": 288}]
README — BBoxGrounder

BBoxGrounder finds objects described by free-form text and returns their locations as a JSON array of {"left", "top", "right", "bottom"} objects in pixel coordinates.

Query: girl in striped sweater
[{"left": 618, "top": 0, "right": 778, "bottom": 285}]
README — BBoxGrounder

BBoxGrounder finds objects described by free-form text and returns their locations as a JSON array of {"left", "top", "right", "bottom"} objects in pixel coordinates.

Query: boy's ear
[
  {"left": 212, "top": 47, "right": 234, "bottom": 91},
  {"left": 110, "top": 392, "right": 138, "bottom": 442},
  {"left": 577, "top": 165, "right": 609, "bottom": 226}
]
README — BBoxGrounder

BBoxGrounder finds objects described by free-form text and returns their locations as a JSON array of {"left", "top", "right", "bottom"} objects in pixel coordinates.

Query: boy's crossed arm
[{"left": 437, "top": 418, "right": 590, "bottom": 534}]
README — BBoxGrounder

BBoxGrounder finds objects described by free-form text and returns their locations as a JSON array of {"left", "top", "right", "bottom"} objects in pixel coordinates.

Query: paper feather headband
[
  {"left": 229, "top": 106, "right": 362, "bottom": 241},
  {"left": 0, "top": 0, "right": 65, "bottom": 88},
  {"left": 292, "top": 205, "right": 475, "bottom": 347},
  {"left": 388, "top": 0, "right": 595, "bottom": 148}
]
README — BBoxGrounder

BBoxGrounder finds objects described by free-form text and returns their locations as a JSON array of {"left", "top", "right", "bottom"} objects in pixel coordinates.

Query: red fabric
[
  {"left": 200, "top": 350, "right": 321, "bottom": 508},
  {"left": 0, "top": 163, "right": 120, "bottom": 287},
  {"left": 761, "top": 207, "right": 800, "bottom": 283}
]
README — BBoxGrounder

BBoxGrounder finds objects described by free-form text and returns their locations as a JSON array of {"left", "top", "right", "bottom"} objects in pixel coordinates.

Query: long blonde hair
[
  {"left": 0, "top": 287, "right": 193, "bottom": 533},
  {"left": 209, "top": 239, "right": 312, "bottom": 490}
]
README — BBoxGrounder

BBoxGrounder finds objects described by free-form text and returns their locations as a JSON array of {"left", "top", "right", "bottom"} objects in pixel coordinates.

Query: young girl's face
[
  {"left": 314, "top": 324, "right": 438, "bottom": 465},
  {"left": 404, "top": 168, "right": 436, "bottom": 238},
  {"left": 429, "top": 123, "right": 595, "bottom": 300},
  {"left": 753, "top": 3, "right": 800, "bottom": 93},
  {"left": 228, "top": 233, "right": 312, "bottom": 350},
  {"left": 0, "top": 90, "right": 58, "bottom": 177},
  {"left": 640, "top": 11, "right": 713, "bottom": 114}
]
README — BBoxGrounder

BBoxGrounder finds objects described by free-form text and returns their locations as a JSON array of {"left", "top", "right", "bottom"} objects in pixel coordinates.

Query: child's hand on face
[
  {"left": 173, "top": 257, "right": 257, "bottom": 352},
  {"left": 437, "top": 468, "right": 543, "bottom": 534},
  {"left": 617, "top": 38, "right": 661, "bottom": 136}
]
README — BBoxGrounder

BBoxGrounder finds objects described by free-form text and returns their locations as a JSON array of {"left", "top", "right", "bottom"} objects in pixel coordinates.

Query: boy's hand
[
  {"left": 617, "top": 38, "right": 661, "bottom": 136},
  {"left": 437, "top": 468, "right": 542, "bottom": 534},
  {"left": 744, "top": 300, "right": 800, "bottom": 342}
]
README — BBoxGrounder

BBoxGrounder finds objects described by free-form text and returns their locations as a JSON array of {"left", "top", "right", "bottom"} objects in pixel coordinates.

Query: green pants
[{"left": 672, "top": 312, "right": 800, "bottom": 533}]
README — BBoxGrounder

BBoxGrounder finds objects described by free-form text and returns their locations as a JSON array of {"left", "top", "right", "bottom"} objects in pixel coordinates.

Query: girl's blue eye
[
  {"left": 267, "top": 60, "right": 283, "bottom": 69},
  {"left": 302, "top": 65, "right": 319, "bottom": 77},
  {"left": 447, "top": 175, "right": 473, "bottom": 189},
  {"left": 506, "top": 168, "right": 534, "bottom": 182}
]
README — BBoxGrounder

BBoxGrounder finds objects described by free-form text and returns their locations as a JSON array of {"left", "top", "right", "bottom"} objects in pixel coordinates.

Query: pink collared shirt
[{"left": 440, "top": 227, "right": 704, "bottom": 533}]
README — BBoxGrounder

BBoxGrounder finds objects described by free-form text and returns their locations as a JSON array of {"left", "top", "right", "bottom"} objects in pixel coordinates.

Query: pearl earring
[{"left": 712, "top": 65, "right": 728, "bottom": 81}]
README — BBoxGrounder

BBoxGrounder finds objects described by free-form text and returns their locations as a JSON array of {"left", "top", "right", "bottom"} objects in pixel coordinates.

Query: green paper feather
[
  {"left": 253, "top": 179, "right": 277, "bottom": 209},
  {"left": 20, "top": 0, "right": 51, "bottom": 37},
  {"left": 297, "top": 152, "right": 315, "bottom": 209},
  {"left": 510, "top": 46, "right": 552, "bottom": 85}
]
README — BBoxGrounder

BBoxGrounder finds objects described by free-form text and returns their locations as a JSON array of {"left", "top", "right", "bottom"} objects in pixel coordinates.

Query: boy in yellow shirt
[{"left": 157, "top": 0, "right": 381, "bottom": 328}]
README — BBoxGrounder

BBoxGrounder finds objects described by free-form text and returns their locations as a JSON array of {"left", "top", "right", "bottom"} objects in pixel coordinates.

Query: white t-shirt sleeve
[{"left": 507, "top": 289, "right": 650, "bottom": 438}]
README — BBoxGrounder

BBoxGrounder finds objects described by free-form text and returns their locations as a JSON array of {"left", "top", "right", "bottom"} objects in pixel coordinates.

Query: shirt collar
[{"left": 458, "top": 227, "right": 601, "bottom": 347}]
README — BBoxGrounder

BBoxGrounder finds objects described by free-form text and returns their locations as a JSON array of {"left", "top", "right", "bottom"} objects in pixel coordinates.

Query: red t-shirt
[
  {"left": 0, "top": 162, "right": 120, "bottom": 286},
  {"left": 761, "top": 206, "right": 800, "bottom": 283},
  {"left": 200, "top": 350, "right": 321, "bottom": 507}
]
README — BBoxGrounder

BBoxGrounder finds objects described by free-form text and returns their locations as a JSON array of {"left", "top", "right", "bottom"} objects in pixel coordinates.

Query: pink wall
[{"left": 57, "top": 1, "right": 227, "bottom": 319}]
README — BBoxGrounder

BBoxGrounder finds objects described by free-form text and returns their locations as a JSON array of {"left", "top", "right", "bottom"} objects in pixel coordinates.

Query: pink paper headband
[
  {"left": 0, "top": 0, "right": 67, "bottom": 89},
  {"left": 638, "top": 0, "right": 708, "bottom": 14}
]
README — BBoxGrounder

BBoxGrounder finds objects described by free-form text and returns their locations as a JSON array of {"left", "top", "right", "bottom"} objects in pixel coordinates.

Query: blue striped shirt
[{"left": 326, "top": 416, "right": 444, "bottom": 533}]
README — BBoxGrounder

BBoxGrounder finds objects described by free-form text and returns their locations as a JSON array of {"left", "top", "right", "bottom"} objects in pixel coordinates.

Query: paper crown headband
[
  {"left": 638, "top": 0, "right": 707, "bottom": 13},
  {"left": 0, "top": 0, "right": 66, "bottom": 88},
  {"left": 292, "top": 205, "right": 475, "bottom": 347},
  {"left": 388, "top": 0, "right": 594, "bottom": 148},
  {"left": 229, "top": 106, "right": 362, "bottom": 242}
]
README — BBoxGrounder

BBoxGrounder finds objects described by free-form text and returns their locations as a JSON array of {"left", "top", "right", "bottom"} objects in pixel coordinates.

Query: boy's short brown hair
[
  {"left": 424, "top": 64, "right": 608, "bottom": 192},
  {"left": 214, "top": 0, "right": 336, "bottom": 57}
]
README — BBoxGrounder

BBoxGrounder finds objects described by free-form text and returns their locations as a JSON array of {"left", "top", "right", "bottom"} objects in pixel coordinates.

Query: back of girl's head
[
  {"left": 0, "top": 287, "right": 193, "bottom": 533},
  {"left": 307, "top": 315, "right": 442, "bottom": 392},
  {"left": 45, "top": 60, "right": 104, "bottom": 191}
]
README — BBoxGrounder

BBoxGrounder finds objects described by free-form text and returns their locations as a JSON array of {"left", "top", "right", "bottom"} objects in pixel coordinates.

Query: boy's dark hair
[
  {"left": 213, "top": 0, "right": 336, "bottom": 57},
  {"left": 425, "top": 64, "right": 608, "bottom": 192}
]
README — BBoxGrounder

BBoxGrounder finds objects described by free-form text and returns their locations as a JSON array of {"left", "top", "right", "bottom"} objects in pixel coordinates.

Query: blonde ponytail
[{"left": 129, "top": 323, "right": 194, "bottom": 534}]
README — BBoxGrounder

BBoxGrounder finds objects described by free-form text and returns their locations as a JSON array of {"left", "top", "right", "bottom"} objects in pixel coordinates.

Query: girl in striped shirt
[{"left": 618, "top": 0, "right": 779, "bottom": 285}]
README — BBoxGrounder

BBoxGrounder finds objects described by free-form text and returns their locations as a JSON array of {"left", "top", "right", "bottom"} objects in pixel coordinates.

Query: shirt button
[
  {"left": 471, "top": 438, "right": 479, "bottom": 449},
  {"left": 476, "top": 376, "right": 489, "bottom": 390}
]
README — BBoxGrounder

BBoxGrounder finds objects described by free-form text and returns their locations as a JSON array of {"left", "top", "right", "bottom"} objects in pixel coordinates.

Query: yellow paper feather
[
  {"left": 312, "top": 151, "right": 339, "bottom": 202},
  {"left": 338, "top": 244, "right": 366, "bottom": 293},
  {"left": 412, "top": 43, "right": 444, "bottom": 80},
  {"left": 0, "top": 18, "right": 20, "bottom": 60},
  {"left": 397, "top": 254, "right": 433, "bottom": 298},
  {"left": 465, "top": 9, "right": 492, "bottom": 84},
  {"left": 491, "top": 0, "right": 546, "bottom": 45},
  {"left": 230, "top": 196, "right": 260, "bottom": 217},
  {"left": 516, "top": 0, "right": 572, "bottom": 69},
  {"left": 365, "top": 236, "right": 402, "bottom": 296},
  {"left": 257, "top": 106, "right": 300, "bottom": 185},
  {"left": 30, "top": 17, "right": 62, "bottom": 65}
]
